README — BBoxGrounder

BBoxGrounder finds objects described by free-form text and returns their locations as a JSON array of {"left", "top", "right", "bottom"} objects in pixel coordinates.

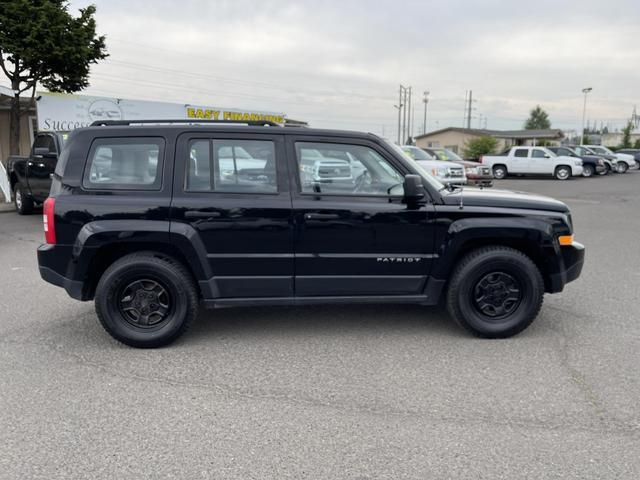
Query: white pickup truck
[{"left": 481, "top": 146, "right": 584, "bottom": 180}]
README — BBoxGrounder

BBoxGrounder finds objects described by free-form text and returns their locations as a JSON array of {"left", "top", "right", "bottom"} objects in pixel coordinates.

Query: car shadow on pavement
[{"left": 188, "top": 303, "right": 466, "bottom": 340}]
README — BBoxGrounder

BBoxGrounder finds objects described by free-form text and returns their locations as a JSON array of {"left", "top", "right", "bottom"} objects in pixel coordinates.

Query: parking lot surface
[{"left": 1, "top": 173, "right": 639, "bottom": 479}]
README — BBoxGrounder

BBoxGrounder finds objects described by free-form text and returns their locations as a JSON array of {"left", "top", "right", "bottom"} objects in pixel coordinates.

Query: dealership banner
[{"left": 36, "top": 92, "right": 286, "bottom": 131}]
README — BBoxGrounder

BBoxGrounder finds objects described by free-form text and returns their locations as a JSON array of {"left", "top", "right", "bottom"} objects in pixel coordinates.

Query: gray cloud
[{"left": 71, "top": 0, "right": 640, "bottom": 137}]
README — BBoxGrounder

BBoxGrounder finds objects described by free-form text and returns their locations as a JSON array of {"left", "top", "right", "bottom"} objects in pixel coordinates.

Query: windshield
[
  {"left": 433, "top": 149, "right": 463, "bottom": 162},
  {"left": 590, "top": 146, "right": 611, "bottom": 155},
  {"left": 401, "top": 146, "right": 433, "bottom": 161},
  {"left": 384, "top": 140, "right": 445, "bottom": 191}
]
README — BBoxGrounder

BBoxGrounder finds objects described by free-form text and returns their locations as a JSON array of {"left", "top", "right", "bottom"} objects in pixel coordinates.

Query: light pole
[
  {"left": 580, "top": 87, "right": 592, "bottom": 145},
  {"left": 422, "top": 91, "right": 430, "bottom": 135}
]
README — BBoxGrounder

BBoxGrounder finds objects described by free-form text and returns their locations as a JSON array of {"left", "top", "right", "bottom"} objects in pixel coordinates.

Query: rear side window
[
  {"left": 83, "top": 137, "right": 164, "bottom": 190},
  {"left": 186, "top": 139, "right": 277, "bottom": 194},
  {"left": 514, "top": 149, "right": 528, "bottom": 157}
]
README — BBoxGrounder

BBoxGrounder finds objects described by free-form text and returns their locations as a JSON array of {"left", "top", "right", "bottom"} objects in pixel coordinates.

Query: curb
[{"left": 0, "top": 202, "right": 15, "bottom": 214}]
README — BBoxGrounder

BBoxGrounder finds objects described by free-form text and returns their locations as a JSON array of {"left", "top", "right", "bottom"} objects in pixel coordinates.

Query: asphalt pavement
[{"left": 0, "top": 172, "right": 639, "bottom": 479}]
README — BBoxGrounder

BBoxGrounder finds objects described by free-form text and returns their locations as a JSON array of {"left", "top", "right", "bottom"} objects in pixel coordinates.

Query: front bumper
[
  {"left": 547, "top": 241, "right": 585, "bottom": 293},
  {"left": 466, "top": 175, "right": 493, "bottom": 187}
]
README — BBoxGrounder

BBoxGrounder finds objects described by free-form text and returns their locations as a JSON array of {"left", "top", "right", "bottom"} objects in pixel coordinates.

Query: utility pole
[
  {"left": 463, "top": 90, "right": 468, "bottom": 127},
  {"left": 580, "top": 87, "right": 592, "bottom": 145},
  {"left": 422, "top": 91, "right": 430, "bottom": 134},
  {"left": 395, "top": 84, "right": 404, "bottom": 144},
  {"left": 466, "top": 90, "right": 473, "bottom": 129},
  {"left": 407, "top": 87, "right": 412, "bottom": 144},
  {"left": 402, "top": 86, "right": 408, "bottom": 145}
]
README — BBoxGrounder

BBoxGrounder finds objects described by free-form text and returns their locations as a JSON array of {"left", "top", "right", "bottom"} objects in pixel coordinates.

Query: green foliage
[
  {"left": 634, "top": 138, "right": 640, "bottom": 149},
  {"left": 524, "top": 105, "right": 551, "bottom": 130},
  {"left": 0, "top": 0, "right": 107, "bottom": 153},
  {"left": 463, "top": 136, "right": 499, "bottom": 159},
  {"left": 620, "top": 120, "right": 634, "bottom": 148},
  {"left": 0, "top": 0, "right": 107, "bottom": 93}
]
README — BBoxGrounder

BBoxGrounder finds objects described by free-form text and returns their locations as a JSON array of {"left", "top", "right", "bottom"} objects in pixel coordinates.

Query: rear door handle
[
  {"left": 304, "top": 213, "right": 340, "bottom": 220},
  {"left": 185, "top": 211, "right": 221, "bottom": 219}
]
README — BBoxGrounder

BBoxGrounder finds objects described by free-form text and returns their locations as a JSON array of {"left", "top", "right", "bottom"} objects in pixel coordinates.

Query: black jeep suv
[{"left": 37, "top": 120, "right": 584, "bottom": 347}]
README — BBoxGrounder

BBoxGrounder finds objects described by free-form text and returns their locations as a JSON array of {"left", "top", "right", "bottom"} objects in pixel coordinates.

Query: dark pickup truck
[
  {"left": 37, "top": 120, "right": 585, "bottom": 347},
  {"left": 6, "top": 132, "right": 65, "bottom": 214}
]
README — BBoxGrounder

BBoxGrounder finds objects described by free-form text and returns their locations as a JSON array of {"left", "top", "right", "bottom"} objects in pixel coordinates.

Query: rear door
[
  {"left": 287, "top": 135, "right": 435, "bottom": 297},
  {"left": 171, "top": 132, "right": 293, "bottom": 298},
  {"left": 510, "top": 148, "right": 529, "bottom": 173}
]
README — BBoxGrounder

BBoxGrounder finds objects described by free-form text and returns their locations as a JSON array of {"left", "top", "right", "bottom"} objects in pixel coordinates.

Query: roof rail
[{"left": 90, "top": 119, "right": 282, "bottom": 127}]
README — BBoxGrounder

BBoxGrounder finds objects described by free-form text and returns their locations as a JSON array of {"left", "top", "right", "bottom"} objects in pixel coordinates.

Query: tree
[
  {"left": 0, "top": 1, "right": 107, "bottom": 155},
  {"left": 620, "top": 120, "right": 634, "bottom": 148},
  {"left": 524, "top": 105, "right": 551, "bottom": 130},
  {"left": 634, "top": 138, "right": 640, "bottom": 149},
  {"left": 463, "top": 135, "right": 499, "bottom": 160}
]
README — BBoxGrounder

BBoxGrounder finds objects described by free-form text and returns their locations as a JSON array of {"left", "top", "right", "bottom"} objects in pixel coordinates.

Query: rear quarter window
[{"left": 82, "top": 137, "right": 165, "bottom": 190}]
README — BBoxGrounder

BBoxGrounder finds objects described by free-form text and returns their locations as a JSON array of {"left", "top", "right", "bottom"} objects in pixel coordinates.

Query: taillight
[
  {"left": 479, "top": 155, "right": 484, "bottom": 163},
  {"left": 43, "top": 197, "right": 56, "bottom": 245}
]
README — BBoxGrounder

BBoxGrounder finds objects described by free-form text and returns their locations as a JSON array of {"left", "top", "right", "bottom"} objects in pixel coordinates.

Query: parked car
[
  {"left": 616, "top": 148, "right": 640, "bottom": 163},
  {"left": 37, "top": 120, "right": 584, "bottom": 347},
  {"left": 571, "top": 146, "right": 618, "bottom": 174},
  {"left": 481, "top": 146, "right": 583, "bottom": 180},
  {"left": 400, "top": 146, "right": 467, "bottom": 185},
  {"left": 582, "top": 145, "right": 637, "bottom": 173},
  {"left": 423, "top": 147, "right": 493, "bottom": 187},
  {"left": 547, "top": 146, "right": 606, "bottom": 177},
  {"left": 6, "top": 132, "right": 65, "bottom": 214}
]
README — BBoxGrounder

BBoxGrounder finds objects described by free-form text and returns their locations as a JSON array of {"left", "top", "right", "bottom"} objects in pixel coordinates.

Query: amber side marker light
[{"left": 558, "top": 235, "right": 574, "bottom": 246}]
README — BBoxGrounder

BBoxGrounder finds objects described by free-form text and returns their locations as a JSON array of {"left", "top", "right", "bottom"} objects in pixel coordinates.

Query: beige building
[
  {"left": 415, "top": 127, "right": 564, "bottom": 156},
  {"left": 0, "top": 85, "right": 37, "bottom": 164}
]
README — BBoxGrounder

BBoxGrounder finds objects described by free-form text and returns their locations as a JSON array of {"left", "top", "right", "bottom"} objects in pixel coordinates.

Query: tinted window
[
  {"left": 532, "top": 149, "right": 548, "bottom": 158},
  {"left": 83, "top": 137, "right": 164, "bottom": 190},
  {"left": 514, "top": 149, "right": 528, "bottom": 157},
  {"left": 296, "top": 142, "right": 404, "bottom": 196},
  {"left": 186, "top": 139, "right": 277, "bottom": 194}
]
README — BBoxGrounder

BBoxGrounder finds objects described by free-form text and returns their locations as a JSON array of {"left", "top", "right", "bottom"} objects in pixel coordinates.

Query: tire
[
  {"left": 95, "top": 252, "right": 198, "bottom": 348},
  {"left": 13, "top": 183, "right": 34, "bottom": 215},
  {"left": 446, "top": 246, "right": 544, "bottom": 338},
  {"left": 599, "top": 164, "right": 610, "bottom": 176},
  {"left": 492, "top": 165, "right": 507, "bottom": 179},
  {"left": 582, "top": 164, "right": 595, "bottom": 178},
  {"left": 554, "top": 166, "right": 571, "bottom": 180},
  {"left": 616, "top": 162, "right": 628, "bottom": 174}
]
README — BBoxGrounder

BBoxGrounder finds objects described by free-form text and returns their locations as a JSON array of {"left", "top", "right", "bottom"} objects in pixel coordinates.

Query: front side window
[
  {"left": 532, "top": 149, "right": 549, "bottom": 158},
  {"left": 84, "top": 137, "right": 164, "bottom": 190},
  {"left": 296, "top": 142, "right": 404, "bottom": 196},
  {"left": 186, "top": 139, "right": 277, "bottom": 194}
]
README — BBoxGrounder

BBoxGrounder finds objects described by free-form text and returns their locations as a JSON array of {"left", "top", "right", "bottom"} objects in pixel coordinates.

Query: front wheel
[
  {"left": 616, "top": 162, "right": 628, "bottom": 174},
  {"left": 554, "top": 166, "right": 571, "bottom": 180},
  {"left": 14, "top": 184, "right": 34, "bottom": 215},
  {"left": 492, "top": 165, "right": 507, "bottom": 179},
  {"left": 582, "top": 165, "right": 595, "bottom": 177},
  {"left": 95, "top": 253, "right": 198, "bottom": 348},
  {"left": 446, "top": 246, "right": 544, "bottom": 338}
]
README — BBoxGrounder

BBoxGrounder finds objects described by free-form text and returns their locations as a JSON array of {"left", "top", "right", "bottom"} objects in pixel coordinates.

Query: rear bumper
[
  {"left": 38, "top": 243, "right": 85, "bottom": 300},
  {"left": 595, "top": 164, "right": 607, "bottom": 173},
  {"left": 547, "top": 242, "right": 585, "bottom": 293}
]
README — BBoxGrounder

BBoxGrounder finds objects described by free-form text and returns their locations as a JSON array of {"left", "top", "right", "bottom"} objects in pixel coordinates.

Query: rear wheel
[
  {"left": 492, "top": 165, "right": 507, "bottom": 179},
  {"left": 95, "top": 253, "right": 198, "bottom": 348},
  {"left": 616, "top": 162, "right": 628, "bottom": 174},
  {"left": 582, "top": 164, "right": 595, "bottom": 177},
  {"left": 554, "top": 166, "right": 571, "bottom": 180},
  {"left": 446, "top": 246, "right": 544, "bottom": 338},
  {"left": 13, "top": 184, "right": 34, "bottom": 215}
]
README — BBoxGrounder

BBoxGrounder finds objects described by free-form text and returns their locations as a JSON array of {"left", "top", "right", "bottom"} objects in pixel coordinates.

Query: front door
[
  {"left": 171, "top": 132, "right": 293, "bottom": 298},
  {"left": 287, "top": 137, "right": 435, "bottom": 297},
  {"left": 29, "top": 134, "right": 58, "bottom": 200}
]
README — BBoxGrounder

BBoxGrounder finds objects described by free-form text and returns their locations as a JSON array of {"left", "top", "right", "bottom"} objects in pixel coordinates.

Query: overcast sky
[{"left": 69, "top": 0, "right": 639, "bottom": 139}]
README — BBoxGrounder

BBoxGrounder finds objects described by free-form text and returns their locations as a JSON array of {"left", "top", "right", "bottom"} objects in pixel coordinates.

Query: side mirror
[{"left": 403, "top": 174, "right": 425, "bottom": 203}]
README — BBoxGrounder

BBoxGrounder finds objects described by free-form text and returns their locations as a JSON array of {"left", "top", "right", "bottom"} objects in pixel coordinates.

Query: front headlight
[
  {"left": 432, "top": 167, "right": 448, "bottom": 177},
  {"left": 465, "top": 167, "right": 477, "bottom": 174},
  {"left": 574, "top": 160, "right": 582, "bottom": 166}
]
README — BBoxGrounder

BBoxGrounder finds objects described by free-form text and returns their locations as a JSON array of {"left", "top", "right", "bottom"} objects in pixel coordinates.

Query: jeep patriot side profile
[{"left": 37, "top": 120, "right": 585, "bottom": 347}]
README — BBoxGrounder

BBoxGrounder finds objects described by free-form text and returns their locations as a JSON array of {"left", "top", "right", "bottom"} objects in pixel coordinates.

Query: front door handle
[
  {"left": 304, "top": 213, "right": 340, "bottom": 221},
  {"left": 185, "top": 211, "right": 221, "bottom": 219}
]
